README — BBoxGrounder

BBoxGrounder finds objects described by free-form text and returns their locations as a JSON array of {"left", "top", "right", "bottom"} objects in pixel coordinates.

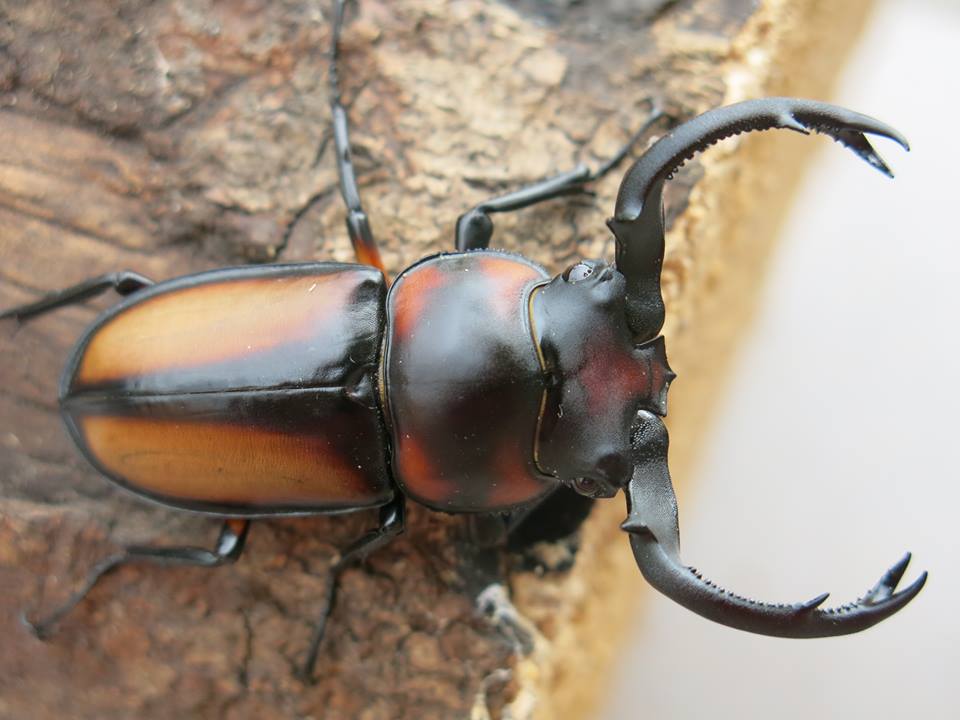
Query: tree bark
[{"left": 0, "top": 1, "right": 873, "bottom": 718}]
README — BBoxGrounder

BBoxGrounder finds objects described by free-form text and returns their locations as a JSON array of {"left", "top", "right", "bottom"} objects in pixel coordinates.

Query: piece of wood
[{"left": 0, "top": 1, "right": 873, "bottom": 718}]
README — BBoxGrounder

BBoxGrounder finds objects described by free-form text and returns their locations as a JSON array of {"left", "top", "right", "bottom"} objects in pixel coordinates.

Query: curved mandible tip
[
  {"left": 610, "top": 97, "right": 909, "bottom": 340},
  {"left": 622, "top": 411, "right": 927, "bottom": 638}
]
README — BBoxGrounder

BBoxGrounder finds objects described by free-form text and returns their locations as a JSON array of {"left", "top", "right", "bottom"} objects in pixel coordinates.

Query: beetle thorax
[{"left": 383, "top": 252, "right": 559, "bottom": 512}]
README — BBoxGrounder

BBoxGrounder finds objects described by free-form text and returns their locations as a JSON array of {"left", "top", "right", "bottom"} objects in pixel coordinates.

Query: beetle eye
[
  {"left": 573, "top": 476, "right": 599, "bottom": 497},
  {"left": 563, "top": 262, "right": 595, "bottom": 283}
]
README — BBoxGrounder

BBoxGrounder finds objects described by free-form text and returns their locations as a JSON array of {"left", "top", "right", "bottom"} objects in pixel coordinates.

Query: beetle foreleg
[
  {"left": 329, "top": 0, "right": 385, "bottom": 273},
  {"left": 454, "top": 104, "right": 664, "bottom": 251},
  {"left": 621, "top": 411, "right": 926, "bottom": 637},
  {"left": 475, "top": 583, "right": 538, "bottom": 655},
  {"left": 299, "top": 496, "right": 405, "bottom": 683},
  {"left": 21, "top": 519, "right": 249, "bottom": 640},
  {"left": 0, "top": 271, "right": 153, "bottom": 324}
]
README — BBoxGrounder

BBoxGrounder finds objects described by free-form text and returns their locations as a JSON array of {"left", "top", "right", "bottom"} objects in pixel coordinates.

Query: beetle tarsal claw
[{"left": 623, "top": 411, "right": 926, "bottom": 637}]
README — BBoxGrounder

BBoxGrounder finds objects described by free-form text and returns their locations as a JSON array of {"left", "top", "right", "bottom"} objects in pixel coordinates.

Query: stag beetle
[{"left": 2, "top": 0, "right": 926, "bottom": 681}]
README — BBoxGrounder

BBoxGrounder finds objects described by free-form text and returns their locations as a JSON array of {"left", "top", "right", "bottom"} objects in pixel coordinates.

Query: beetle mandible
[{"left": 1, "top": 0, "right": 926, "bottom": 681}]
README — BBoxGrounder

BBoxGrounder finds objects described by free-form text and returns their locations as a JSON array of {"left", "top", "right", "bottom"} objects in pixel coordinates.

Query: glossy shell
[
  {"left": 60, "top": 263, "right": 393, "bottom": 516},
  {"left": 383, "top": 252, "right": 557, "bottom": 512},
  {"left": 531, "top": 264, "right": 674, "bottom": 492}
]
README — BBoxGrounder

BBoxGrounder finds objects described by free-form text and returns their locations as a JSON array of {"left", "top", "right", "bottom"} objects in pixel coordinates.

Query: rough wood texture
[{"left": 0, "top": 1, "right": 872, "bottom": 718}]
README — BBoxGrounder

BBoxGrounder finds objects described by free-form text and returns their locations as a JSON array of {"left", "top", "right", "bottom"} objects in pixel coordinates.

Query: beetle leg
[
  {"left": 475, "top": 583, "right": 538, "bottom": 655},
  {"left": 622, "top": 411, "right": 926, "bottom": 637},
  {"left": 454, "top": 105, "right": 665, "bottom": 251},
  {"left": 0, "top": 271, "right": 153, "bottom": 324},
  {"left": 299, "top": 496, "right": 405, "bottom": 683},
  {"left": 458, "top": 538, "right": 538, "bottom": 655},
  {"left": 504, "top": 485, "right": 595, "bottom": 552},
  {"left": 609, "top": 97, "right": 910, "bottom": 340},
  {"left": 22, "top": 519, "right": 249, "bottom": 640},
  {"left": 329, "top": 0, "right": 385, "bottom": 272}
]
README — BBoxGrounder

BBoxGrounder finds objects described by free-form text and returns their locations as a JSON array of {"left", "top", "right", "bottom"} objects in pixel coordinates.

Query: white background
[{"left": 600, "top": 1, "right": 959, "bottom": 717}]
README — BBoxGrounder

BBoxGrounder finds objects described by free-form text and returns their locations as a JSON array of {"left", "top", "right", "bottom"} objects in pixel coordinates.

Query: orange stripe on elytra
[
  {"left": 78, "top": 414, "right": 375, "bottom": 506},
  {"left": 76, "top": 273, "right": 356, "bottom": 385}
]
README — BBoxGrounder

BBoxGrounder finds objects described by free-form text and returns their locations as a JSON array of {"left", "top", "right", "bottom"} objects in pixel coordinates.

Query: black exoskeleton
[{"left": 1, "top": 0, "right": 925, "bottom": 681}]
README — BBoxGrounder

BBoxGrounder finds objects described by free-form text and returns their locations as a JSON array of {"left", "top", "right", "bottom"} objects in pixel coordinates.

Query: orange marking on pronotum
[
  {"left": 475, "top": 257, "right": 542, "bottom": 322},
  {"left": 76, "top": 273, "right": 358, "bottom": 386},
  {"left": 390, "top": 264, "right": 447, "bottom": 339},
  {"left": 487, "top": 440, "right": 553, "bottom": 508},
  {"left": 395, "top": 433, "right": 451, "bottom": 505}
]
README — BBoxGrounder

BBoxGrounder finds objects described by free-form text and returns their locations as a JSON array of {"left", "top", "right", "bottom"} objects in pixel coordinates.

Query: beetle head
[{"left": 530, "top": 259, "right": 673, "bottom": 498}]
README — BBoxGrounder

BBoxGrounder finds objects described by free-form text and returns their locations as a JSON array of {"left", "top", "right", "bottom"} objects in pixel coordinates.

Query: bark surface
[{"left": 0, "top": 1, "right": 872, "bottom": 718}]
